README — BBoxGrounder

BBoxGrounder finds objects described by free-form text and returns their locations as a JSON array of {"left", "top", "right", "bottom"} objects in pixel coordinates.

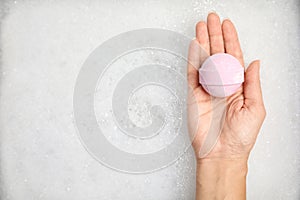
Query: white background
[{"left": 0, "top": 0, "right": 299, "bottom": 199}]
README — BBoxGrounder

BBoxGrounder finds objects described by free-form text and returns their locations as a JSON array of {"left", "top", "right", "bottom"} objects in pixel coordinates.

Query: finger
[
  {"left": 187, "top": 40, "right": 210, "bottom": 98},
  {"left": 207, "top": 13, "right": 224, "bottom": 54},
  {"left": 243, "top": 60, "right": 264, "bottom": 106},
  {"left": 222, "top": 19, "right": 244, "bottom": 66},
  {"left": 196, "top": 21, "right": 210, "bottom": 63},
  {"left": 187, "top": 39, "right": 201, "bottom": 90}
]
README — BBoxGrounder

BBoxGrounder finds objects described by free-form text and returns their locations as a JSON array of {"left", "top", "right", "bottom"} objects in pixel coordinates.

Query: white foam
[{"left": 0, "top": 0, "right": 299, "bottom": 199}]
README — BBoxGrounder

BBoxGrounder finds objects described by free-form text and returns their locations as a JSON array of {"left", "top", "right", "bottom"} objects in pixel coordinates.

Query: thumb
[{"left": 243, "top": 60, "right": 263, "bottom": 106}]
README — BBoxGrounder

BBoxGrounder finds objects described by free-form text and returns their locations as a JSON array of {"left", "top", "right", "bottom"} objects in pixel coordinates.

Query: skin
[{"left": 187, "top": 13, "right": 266, "bottom": 199}]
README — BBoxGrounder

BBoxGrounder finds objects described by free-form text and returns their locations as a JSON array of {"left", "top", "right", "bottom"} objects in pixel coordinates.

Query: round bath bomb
[{"left": 199, "top": 53, "right": 244, "bottom": 97}]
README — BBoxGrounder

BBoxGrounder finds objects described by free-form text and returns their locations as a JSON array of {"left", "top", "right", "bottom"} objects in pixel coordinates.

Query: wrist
[
  {"left": 197, "top": 158, "right": 248, "bottom": 178},
  {"left": 196, "top": 158, "right": 248, "bottom": 200}
]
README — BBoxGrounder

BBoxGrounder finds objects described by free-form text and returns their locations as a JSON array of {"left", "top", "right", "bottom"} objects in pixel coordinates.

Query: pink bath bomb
[{"left": 199, "top": 53, "right": 244, "bottom": 97}]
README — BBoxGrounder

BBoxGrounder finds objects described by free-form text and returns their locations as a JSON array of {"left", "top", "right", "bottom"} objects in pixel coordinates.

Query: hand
[
  {"left": 187, "top": 12, "right": 267, "bottom": 200},
  {"left": 188, "top": 13, "right": 266, "bottom": 161}
]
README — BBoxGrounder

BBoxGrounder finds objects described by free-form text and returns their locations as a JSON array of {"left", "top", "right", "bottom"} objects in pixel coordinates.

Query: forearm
[{"left": 196, "top": 158, "right": 248, "bottom": 200}]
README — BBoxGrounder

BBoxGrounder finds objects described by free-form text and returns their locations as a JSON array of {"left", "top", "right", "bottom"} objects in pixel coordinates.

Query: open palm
[{"left": 188, "top": 13, "right": 266, "bottom": 160}]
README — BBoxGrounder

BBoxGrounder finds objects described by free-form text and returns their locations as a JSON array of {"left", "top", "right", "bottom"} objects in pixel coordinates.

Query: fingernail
[{"left": 208, "top": 11, "right": 217, "bottom": 16}]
